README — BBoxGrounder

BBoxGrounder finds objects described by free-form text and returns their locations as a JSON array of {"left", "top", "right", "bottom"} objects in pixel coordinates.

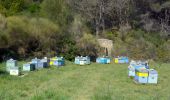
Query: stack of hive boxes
[
  {"left": 6, "top": 59, "right": 19, "bottom": 76},
  {"left": 134, "top": 67, "right": 148, "bottom": 83},
  {"left": 23, "top": 63, "right": 35, "bottom": 71},
  {"left": 31, "top": 58, "right": 44, "bottom": 69},
  {"left": 114, "top": 56, "right": 129, "bottom": 64},
  {"left": 23, "top": 57, "right": 50, "bottom": 71},
  {"left": 75, "top": 56, "right": 90, "bottom": 65},
  {"left": 41, "top": 57, "right": 50, "bottom": 68},
  {"left": 128, "top": 60, "right": 158, "bottom": 84},
  {"left": 96, "top": 56, "right": 111, "bottom": 64},
  {"left": 50, "top": 57, "right": 65, "bottom": 67},
  {"left": 148, "top": 69, "right": 158, "bottom": 84}
]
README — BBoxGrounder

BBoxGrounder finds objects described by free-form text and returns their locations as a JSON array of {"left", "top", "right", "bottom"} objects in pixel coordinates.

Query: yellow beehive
[
  {"left": 114, "top": 58, "right": 119, "bottom": 63},
  {"left": 50, "top": 61, "right": 54, "bottom": 66},
  {"left": 50, "top": 57, "right": 57, "bottom": 66}
]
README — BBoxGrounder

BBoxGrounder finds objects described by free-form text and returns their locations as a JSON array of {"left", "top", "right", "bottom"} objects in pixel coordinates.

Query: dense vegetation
[{"left": 0, "top": 0, "right": 169, "bottom": 62}]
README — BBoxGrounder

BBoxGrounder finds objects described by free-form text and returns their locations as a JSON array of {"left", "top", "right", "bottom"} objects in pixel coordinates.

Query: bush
[
  {"left": 4, "top": 16, "right": 59, "bottom": 58},
  {"left": 76, "top": 33, "right": 100, "bottom": 57},
  {"left": 156, "top": 40, "right": 170, "bottom": 63}
]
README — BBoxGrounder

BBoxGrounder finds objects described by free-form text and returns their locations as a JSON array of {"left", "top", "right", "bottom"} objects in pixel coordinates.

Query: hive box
[
  {"left": 75, "top": 57, "right": 80, "bottom": 64},
  {"left": 53, "top": 60, "right": 64, "bottom": 66},
  {"left": 50, "top": 57, "right": 57, "bottom": 66},
  {"left": 50, "top": 57, "right": 65, "bottom": 66},
  {"left": 31, "top": 58, "right": 41, "bottom": 69},
  {"left": 41, "top": 58, "right": 50, "bottom": 68},
  {"left": 134, "top": 69, "right": 148, "bottom": 83},
  {"left": 51, "top": 57, "right": 65, "bottom": 67},
  {"left": 75, "top": 56, "right": 90, "bottom": 65},
  {"left": 128, "top": 69, "right": 135, "bottom": 77},
  {"left": 130, "top": 60, "right": 149, "bottom": 69},
  {"left": 79, "top": 59, "right": 86, "bottom": 65},
  {"left": 96, "top": 57, "right": 110, "bottom": 64},
  {"left": 115, "top": 57, "right": 129, "bottom": 64},
  {"left": 128, "top": 65, "right": 135, "bottom": 77},
  {"left": 10, "top": 67, "right": 19, "bottom": 76},
  {"left": 148, "top": 69, "right": 158, "bottom": 84},
  {"left": 23, "top": 63, "right": 35, "bottom": 71},
  {"left": 31, "top": 58, "right": 46, "bottom": 69},
  {"left": 6, "top": 59, "right": 17, "bottom": 72}
]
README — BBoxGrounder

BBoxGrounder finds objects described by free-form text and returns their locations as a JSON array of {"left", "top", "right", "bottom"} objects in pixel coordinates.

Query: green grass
[{"left": 0, "top": 61, "right": 170, "bottom": 100}]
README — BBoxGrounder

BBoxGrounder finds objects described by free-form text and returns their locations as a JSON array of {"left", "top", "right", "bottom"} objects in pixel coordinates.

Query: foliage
[
  {"left": 77, "top": 33, "right": 100, "bottom": 57},
  {"left": 41, "top": 0, "right": 72, "bottom": 27}
]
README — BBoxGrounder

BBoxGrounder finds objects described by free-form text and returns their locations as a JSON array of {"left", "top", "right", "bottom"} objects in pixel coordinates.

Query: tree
[
  {"left": 41, "top": 0, "right": 72, "bottom": 27},
  {"left": 68, "top": 0, "right": 133, "bottom": 37},
  {"left": 0, "top": 0, "right": 25, "bottom": 16}
]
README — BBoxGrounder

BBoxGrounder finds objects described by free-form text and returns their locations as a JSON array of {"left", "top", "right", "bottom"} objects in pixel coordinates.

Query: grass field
[{"left": 0, "top": 61, "right": 170, "bottom": 100}]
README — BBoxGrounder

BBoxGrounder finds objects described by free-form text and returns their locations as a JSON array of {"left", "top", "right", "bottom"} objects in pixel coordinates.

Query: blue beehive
[
  {"left": 96, "top": 57, "right": 110, "bottom": 64},
  {"left": 134, "top": 68, "right": 148, "bottom": 83},
  {"left": 128, "top": 65, "right": 135, "bottom": 77},
  {"left": 41, "top": 57, "right": 50, "bottom": 68},
  {"left": 118, "top": 57, "right": 129, "bottom": 63},
  {"left": 85, "top": 56, "right": 90, "bottom": 65},
  {"left": 75, "top": 56, "right": 80, "bottom": 64},
  {"left": 128, "top": 60, "right": 147, "bottom": 77},
  {"left": 128, "top": 69, "right": 135, "bottom": 77},
  {"left": 137, "top": 61, "right": 149, "bottom": 69},
  {"left": 23, "top": 63, "right": 36, "bottom": 71},
  {"left": 148, "top": 69, "right": 158, "bottom": 84},
  {"left": 6, "top": 59, "right": 17, "bottom": 72},
  {"left": 53, "top": 57, "right": 65, "bottom": 67},
  {"left": 74, "top": 56, "right": 90, "bottom": 65},
  {"left": 96, "top": 58, "right": 100, "bottom": 63},
  {"left": 31, "top": 58, "right": 44, "bottom": 69}
]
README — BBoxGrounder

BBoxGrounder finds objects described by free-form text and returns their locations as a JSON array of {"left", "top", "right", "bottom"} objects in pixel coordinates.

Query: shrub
[
  {"left": 76, "top": 33, "right": 100, "bottom": 57},
  {"left": 6, "top": 16, "right": 59, "bottom": 58}
]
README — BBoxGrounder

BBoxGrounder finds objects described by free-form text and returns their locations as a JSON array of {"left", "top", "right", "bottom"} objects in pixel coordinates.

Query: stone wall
[{"left": 98, "top": 39, "right": 113, "bottom": 57}]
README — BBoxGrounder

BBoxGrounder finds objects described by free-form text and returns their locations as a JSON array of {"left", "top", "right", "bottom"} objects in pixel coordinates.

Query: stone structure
[{"left": 98, "top": 39, "right": 113, "bottom": 57}]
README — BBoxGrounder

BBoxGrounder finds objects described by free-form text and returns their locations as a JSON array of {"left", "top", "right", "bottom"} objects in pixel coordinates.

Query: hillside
[{"left": 0, "top": 0, "right": 169, "bottom": 62}]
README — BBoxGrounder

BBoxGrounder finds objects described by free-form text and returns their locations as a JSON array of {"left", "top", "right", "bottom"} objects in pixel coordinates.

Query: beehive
[
  {"left": 128, "top": 65, "right": 135, "bottom": 77},
  {"left": 75, "top": 57, "right": 80, "bottom": 64},
  {"left": 31, "top": 58, "right": 41, "bottom": 69},
  {"left": 50, "top": 57, "right": 57, "bottom": 66},
  {"left": 79, "top": 59, "right": 86, "bottom": 65},
  {"left": 134, "top": 69, "right": 148, "bottom": 83},
  {"left": 31, "top": 58, "right": 44, "bottom": 69},
  {"left": 51, "top": 57, "right": 65, "bottom": 67},
  {"left": 130, "top": 60, "right": 149, "bottom": 69},
  {"left": 128, "top": 69, "right": 135, "bottom": 77},
  {"left": 148, "top": 69, "right": 158, "bottom": 84},
  {"left": 23, "top": 63, "right": 35, "bottom": 71},
  {"left": 10, "top": 67, "right": 19, "bottom": 76},
  {"left": 114, "top": 58, "right": 119, "bottom": 63},
  {"left": 41, "top": 57, "right": 50, "bottom": 68},
  {"left": 114, "top": 57, "right": 129, "bottom": 64},
  {"left": 6, "top": 59, "right": 17, "bottom": 72},
  {"left": 75, "top": 56, "right": 90, "bottom": 65},
  {"left": 96, "top": 57, "right": 110, "bottom": 64}
]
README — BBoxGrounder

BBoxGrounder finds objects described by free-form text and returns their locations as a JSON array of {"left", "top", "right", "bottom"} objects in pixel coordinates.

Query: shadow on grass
[{"left": 0, "top": 70, "right": 8, "bottom": 76}]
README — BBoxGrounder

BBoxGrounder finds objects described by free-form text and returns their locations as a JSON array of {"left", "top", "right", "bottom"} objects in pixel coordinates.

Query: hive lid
[
  {"left": 148, "top": 69, "right": 158, "bottom": 74},
  {"left": 138, "top": 69, "right": 148, "bottom": 73},
  {"left": 135, "top": 66, "right": 147, "bottom": 72},
  {"left": 7, "top": 58, "right": 16, "bottom": 62}
]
